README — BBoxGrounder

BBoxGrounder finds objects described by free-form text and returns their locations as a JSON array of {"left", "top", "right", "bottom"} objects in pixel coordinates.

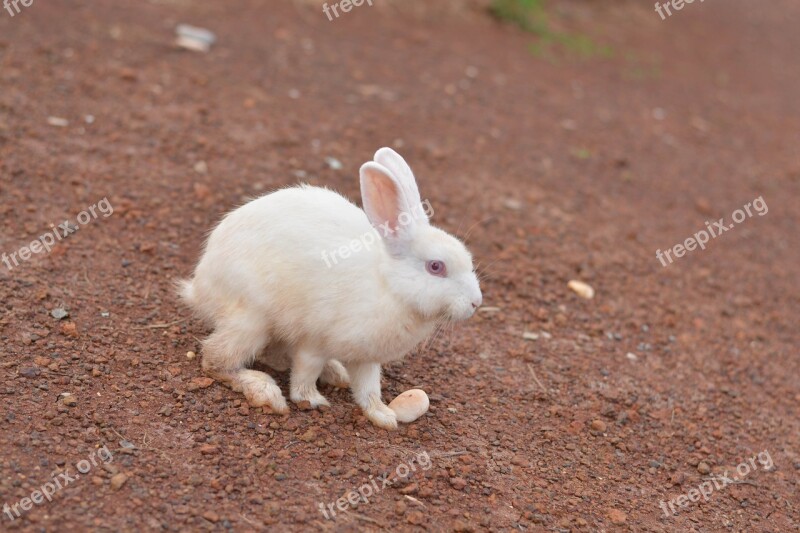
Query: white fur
[{"left": 180, "top": 148, "right": 481, "bottom": 429}]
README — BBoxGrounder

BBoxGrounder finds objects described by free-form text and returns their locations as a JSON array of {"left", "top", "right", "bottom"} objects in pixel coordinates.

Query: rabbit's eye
[{"left": 426, "top": 260, "right": 447, "bottom": 277}]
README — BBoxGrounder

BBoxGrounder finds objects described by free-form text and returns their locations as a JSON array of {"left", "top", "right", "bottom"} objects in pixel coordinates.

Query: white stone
[
  {"left": 388, "top": 389, "right": 429, "bottom": 423},
  {"left": 568, "top": 280, "right": 595, "bottom": 299}
]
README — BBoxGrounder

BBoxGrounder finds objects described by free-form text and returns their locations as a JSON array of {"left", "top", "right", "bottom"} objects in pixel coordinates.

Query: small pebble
[
  {"left": 19, "top": 367, "right": 41, "bottom": 378},
  {"left": 449, "top": 477, "right": 467, "bottom": 490},
  {"left": 187, "top": 377, "right": 214, "bottom": 391},
  {"left": 47, "top": 116, "right": 69, "bottom": 127},
  {"left": 186, "top": 351, "right": 196, "bottom": 360},
  {"left": 299, "top": 429, "right": 317, "bottom": 442},
  {"left": 193, "top": 161, "right": 208, "bottom": 174},
  {"left": 590, "top": 419, "right": 607, "bottom": 432},
  {"left": 50, "top": 308, "right": 69, "bottom": 320},
  {"left": 175, "top": 24, "right": 216, "bottom": 53},
  {"left": 568, "top": 280, "right": 595, "bottom": 299},
  {"left": 110, "top": 473, "right": 128, "bottom": 490},
  {"left": 60, "top": 322, "right": 79, "bottom": 338},
  {"left": 608, "top": 509, "right": 626, "bottom": 525},
  {"left": 697, "top": 462, "right": 711, "bottom": 474},
  {"left": 388, "top": 389, "right": 429, "bottom": 423},
  {"left": 325, "top": 157, "right": 343, "bottom": 170},
  {"left": 60, "top": 393, "right": 77, "bottom": 407}
]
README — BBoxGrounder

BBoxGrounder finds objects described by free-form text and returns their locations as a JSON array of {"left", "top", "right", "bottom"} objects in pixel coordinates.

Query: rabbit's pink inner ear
[{"left": 361, "top": 164, "right": 401, "bottom": 234}]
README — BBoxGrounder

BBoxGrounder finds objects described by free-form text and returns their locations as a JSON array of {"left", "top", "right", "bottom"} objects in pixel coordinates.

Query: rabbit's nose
[{"left": 471, "top": 296, "right": 482, "bottom": 309}]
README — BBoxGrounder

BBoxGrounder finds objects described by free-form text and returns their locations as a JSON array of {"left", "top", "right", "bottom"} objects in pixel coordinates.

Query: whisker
[
  {"left": 475, "top": 258, "right": 501, "bottom": 273},
  {"left": 454, "top": 213, "right": 468, "bottom": 242},
  {"left": 477, "top": 271, "right": 493, "bottom": 283},
  {"left": 424, "top": 320, "right": 446, "bottom": 351},
  {"left": 462, "top": 216, "right": 495, "bottom": 242},
  {"left": 474, "top": 259, "right": 502, "bottom": 282}
]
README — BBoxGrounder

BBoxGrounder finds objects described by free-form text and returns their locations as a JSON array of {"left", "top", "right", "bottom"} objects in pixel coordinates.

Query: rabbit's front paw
[
  {"left": 366, "top": 403, "right": 398, "bottom": 430},
  {"left": 290, "top": 386, "right": 330, "bottom": 409},
  {"left": 221, "top": 369, "right": 289, "bottom": 414},
  {"left": 250, "top": 388, "right": 290, "bottom": 414}
]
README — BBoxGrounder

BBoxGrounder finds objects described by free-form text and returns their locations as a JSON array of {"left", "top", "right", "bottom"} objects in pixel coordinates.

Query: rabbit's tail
[{"left": 177, "top": 278, "right": 196, "bottom": 307}]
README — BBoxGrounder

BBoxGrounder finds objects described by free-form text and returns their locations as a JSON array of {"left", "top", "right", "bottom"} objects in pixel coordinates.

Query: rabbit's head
[{"left": 360, "top": 148, "right": 482, "bottom": 322}]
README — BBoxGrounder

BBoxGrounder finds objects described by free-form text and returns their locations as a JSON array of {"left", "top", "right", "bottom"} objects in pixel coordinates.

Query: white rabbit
[{"left": 180, "top": 148, "right": 482, "bottom": 429}]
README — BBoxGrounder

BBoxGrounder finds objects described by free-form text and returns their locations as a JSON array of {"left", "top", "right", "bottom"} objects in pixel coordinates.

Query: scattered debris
[
  {"left": 59, "top": 392, "right": 78, "bottom": 407},
  {"left": 404, "top": 495, "right": 426, "bottom": 508},
  {"left": 131, "top": 318, "right": 186, "bottom": 330},
  {"left": 527, "top": 364, "right": 547, "bottom": 394},
  {"left": 60, "top": 322, "right": 79, "bottom": 338},
  {"left": 325, "top": 157, "right": 343, "bottom": 170},
  {"left": 50, "top": 308, "right": 69, "bottom": 320},
  {"left": 299, "top": 429, "right": 317, "bottom": 442},
  {"left": 187, "top": 377, "right": 214, "bottom": 391},
  {"left": 607, "top": 509, "right": 627, "bottom": 525},
  {"left": 110, "top": 473, "right": 129, "bottom": 490},
  {"left": 568, "top": 279, "right": 595, "bottom": 299},
  {"left": 175, "top": 24, "right": 216, "bottom": 53},
  {"left": 449, "top": 477, "right": 467, "bottom": 490},
  {"left": 47, "top": 116, "right": 69, "bottom": 127},
  {"left": 523, "top": 331, "right": 551, "bottom": 341},
  {"left": 193, "top": 161, "right": 208, "bottom": 174},
  {"left": 19, "top": 367, "right": 41, "bottom": 378},
  {"left": 199, "top": 444, "right": 219, "bottom": 455}
]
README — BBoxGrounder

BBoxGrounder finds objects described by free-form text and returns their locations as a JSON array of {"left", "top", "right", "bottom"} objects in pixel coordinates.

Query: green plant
[
  {"left": 490, "top": 0, "right": 549, "bottom": 34},
  {"left": 490, "top": 0, "right": 613, "bottom": 61}
]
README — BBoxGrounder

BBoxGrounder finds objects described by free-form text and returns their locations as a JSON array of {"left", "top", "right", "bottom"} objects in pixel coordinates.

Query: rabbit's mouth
[
  {"left": 444, "top": 294, "right": 481, "bottom": 322},
  {"left": 441, "top": 308, "right": 470, "bottom": 323}
]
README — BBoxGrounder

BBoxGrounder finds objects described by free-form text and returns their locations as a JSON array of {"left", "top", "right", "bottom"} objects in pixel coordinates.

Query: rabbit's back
[{"left": 185, "top": 185, "right": 385, "bottom": 338}]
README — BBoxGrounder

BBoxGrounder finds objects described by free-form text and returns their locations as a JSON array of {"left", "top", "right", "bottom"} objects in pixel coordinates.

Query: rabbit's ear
[
  {"left": 373, "top": 148, "right": 428, "bottom": 225},
  {"left": 360, "top": 162, "right": 405, "bottom": 235},
  {"left": 360, "top": 162, "right": 425, "bottom": 256}
]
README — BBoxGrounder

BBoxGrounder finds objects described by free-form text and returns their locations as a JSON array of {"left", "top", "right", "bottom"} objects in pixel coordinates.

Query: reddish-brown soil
[{"left": 1, "top": 0, "right": 798, "bottom": 531}]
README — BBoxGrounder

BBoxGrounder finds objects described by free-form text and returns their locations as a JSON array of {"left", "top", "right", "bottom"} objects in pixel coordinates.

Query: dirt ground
[{"left": 1, "top": 0, "right": 798, "bottom": 531}]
